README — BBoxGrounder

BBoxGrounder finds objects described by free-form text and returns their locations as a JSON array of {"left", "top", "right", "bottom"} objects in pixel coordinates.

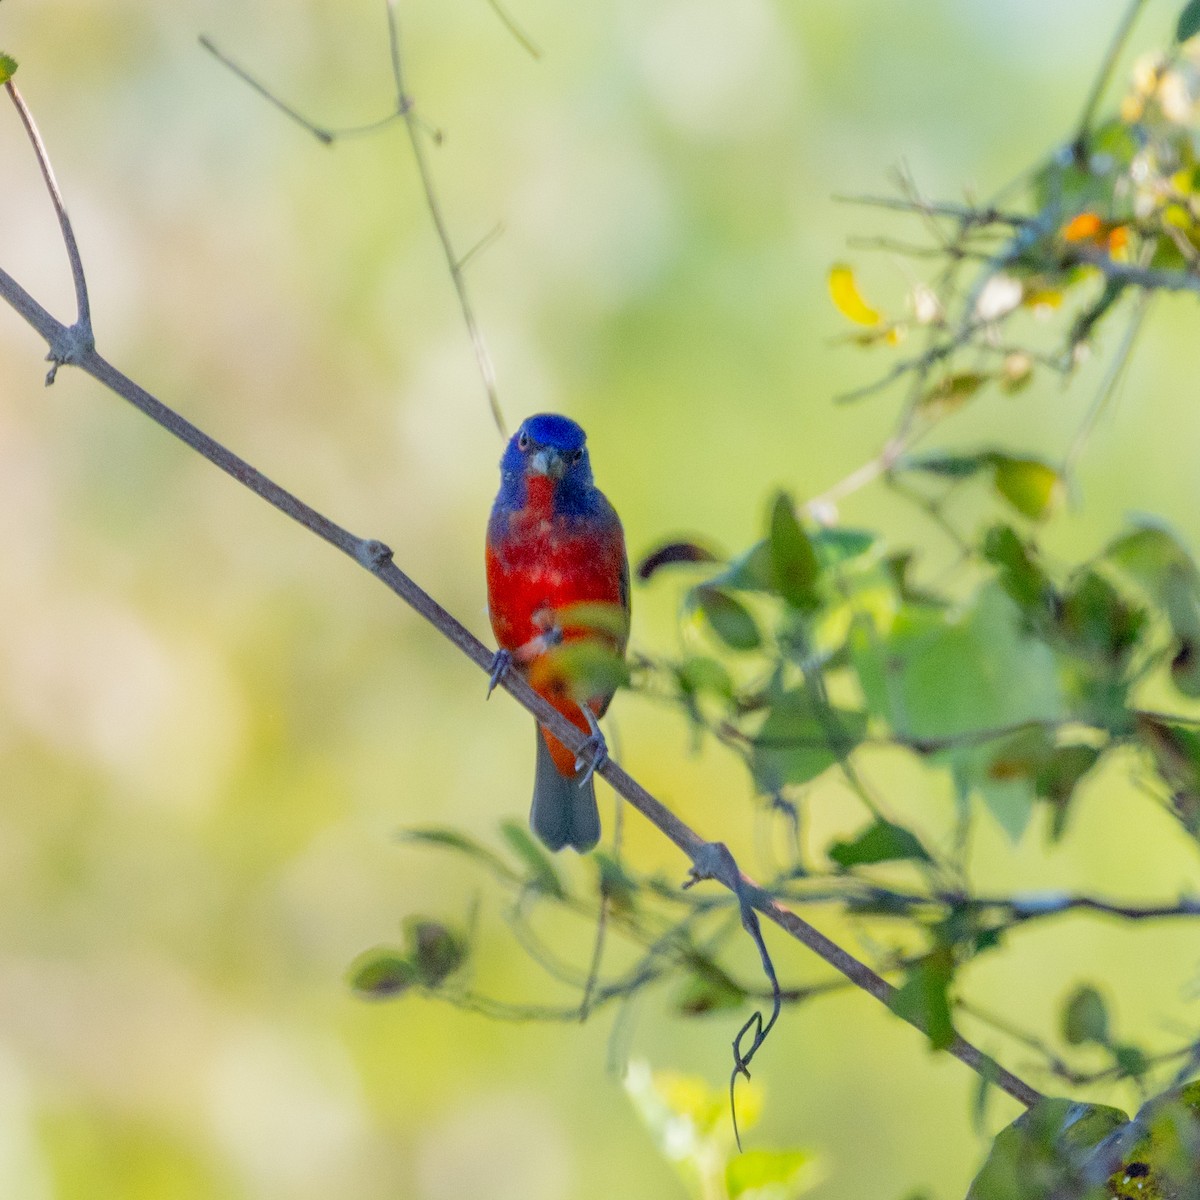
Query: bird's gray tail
[{"left": 530, "top": 728, "right": 600, "bottom": 853}]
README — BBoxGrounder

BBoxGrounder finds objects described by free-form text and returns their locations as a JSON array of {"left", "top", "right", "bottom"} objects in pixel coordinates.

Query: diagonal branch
[
  {"left": 0, "top": 73, "right": 1042, "bottom": 1115},
  {"left": 0, "top": 281, "right": 1042, "bottom": 1109}
]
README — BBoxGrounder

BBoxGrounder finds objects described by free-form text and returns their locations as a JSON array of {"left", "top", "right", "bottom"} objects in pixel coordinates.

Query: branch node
[
  {"left": 683, "top": 840, "right": 738, "bottom": 891},
  {"left": 359, "top": 539, "right": 394, "bottom": 569},
  {"left": 44, "top": 319, "right": 95, "bottom": 385}
]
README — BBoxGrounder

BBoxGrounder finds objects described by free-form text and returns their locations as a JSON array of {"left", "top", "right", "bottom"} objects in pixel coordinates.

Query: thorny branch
[{"left": 0, "top": 56, "right": 1043, "bottom": 1113}]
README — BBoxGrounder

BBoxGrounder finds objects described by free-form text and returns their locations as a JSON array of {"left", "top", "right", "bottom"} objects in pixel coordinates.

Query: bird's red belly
[{"left": 486, "top": 520, "right": 625, "bottom": 654}]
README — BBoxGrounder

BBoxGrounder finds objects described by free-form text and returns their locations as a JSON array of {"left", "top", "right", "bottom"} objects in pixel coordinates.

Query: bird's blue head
[{"left": 499, "top": 413, "right": 594, "bottom": 491}]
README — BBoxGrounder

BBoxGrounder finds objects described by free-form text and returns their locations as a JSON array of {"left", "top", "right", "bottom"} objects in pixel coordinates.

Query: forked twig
[
  {"left": 200, "top": 2, "right": 508, "bottom": 437},
  {"left": 4, "top": 79, "right": 93, "bottom": 381}
]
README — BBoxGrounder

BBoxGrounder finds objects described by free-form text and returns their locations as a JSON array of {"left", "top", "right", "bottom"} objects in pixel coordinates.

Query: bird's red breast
[{"left": 487, "top": 496, "right": 628, "bottom": 775}]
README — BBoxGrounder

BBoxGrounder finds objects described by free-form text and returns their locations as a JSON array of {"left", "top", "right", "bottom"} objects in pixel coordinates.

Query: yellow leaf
[
  {"left": 1023, "top": 287, "right": 1063, "bottom": 312},
  {"left": 829, "top": 263, "right": 882, "bottom": 326},
  {"left": 921, "top": 371, "right": 988, "bottom": 411},
  {"left": 992, "top": 456, "right": 1062, "bottom": 520}
]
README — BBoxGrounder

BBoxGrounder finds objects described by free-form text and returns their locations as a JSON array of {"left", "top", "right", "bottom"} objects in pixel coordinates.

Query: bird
[{"left": 485, "top": 413, "right": 629, "bottom": 852}]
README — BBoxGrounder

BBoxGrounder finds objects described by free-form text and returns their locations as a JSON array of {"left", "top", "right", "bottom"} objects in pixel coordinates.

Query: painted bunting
[{"left": 486, "top": 413, "right": 629, "bottom": 852}]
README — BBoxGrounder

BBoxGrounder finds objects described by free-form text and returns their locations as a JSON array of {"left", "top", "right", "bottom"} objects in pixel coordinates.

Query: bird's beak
[{"left": 529, "top": 448, "right": 567, "bottom": 480}]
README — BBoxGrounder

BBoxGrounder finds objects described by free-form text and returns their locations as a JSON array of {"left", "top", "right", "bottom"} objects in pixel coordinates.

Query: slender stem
[
  {"left": 5, "top": 82, "right": 91, "bottom": 334},
  {"left": 385, "top": 1, "right": 507, "bottom": 437},
  {"left": 832, "top": 193, "right": 1030, "bottom": 227},
  {"left": 1064, "top": 291, "right": 1150, "bottom": 478},
  {"left": 484, "top": 0, "right": 543, "bottom": 59},
  {"left": 1074, "top": 0, "right": 1151, "bottom": 150},
  {"left": 199, "top": 15, "right": 508, "bottom": 438}
]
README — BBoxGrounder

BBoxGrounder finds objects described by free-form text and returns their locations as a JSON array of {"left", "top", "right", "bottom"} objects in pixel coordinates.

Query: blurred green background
[{"left": 2, "top": 0, "right": 1200, "bottom": 1197}]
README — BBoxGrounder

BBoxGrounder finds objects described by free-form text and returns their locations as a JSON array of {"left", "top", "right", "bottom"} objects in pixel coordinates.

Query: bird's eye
[
  {"left": 518, "top": 432, "right": 530, "bottom": 451},
  {"left": 571, "top": 449, "right": 584, "bottom": 464}
]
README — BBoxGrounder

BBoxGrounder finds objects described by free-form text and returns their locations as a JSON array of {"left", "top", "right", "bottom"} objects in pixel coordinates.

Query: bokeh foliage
[
  {"left": 5, "top": 1, "right": 1200, "bottom": 1199},
  {"left": 359, "top": 4, "right": 1200, "bottom": 1195}
]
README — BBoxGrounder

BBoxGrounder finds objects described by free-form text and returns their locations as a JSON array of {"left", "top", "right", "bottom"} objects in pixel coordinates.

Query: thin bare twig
[
  {"left": 484, "top": 0, "right": 543, "bottom": 60},
  {"left": 4, "top": 80, "right": 93, "bottom": 380},
  {"left": 833, "top": 193, "right": 1031, "bottom": 228},
  {"left": 1065, "top": 247, "right": 1200, "bottom": 295},
  {"left": 1073, "top": 0, "right": 1151, "bottom": 151},
  {"left": 384, "top": 1, "right": 507, "bottom": 437},
  {"left": 1064, "top": 291, "right": 1151, "bottom": 479},
  {"left": 198, "top": 36, "right": 401, "bottom": 142},
  {"left": 200, "top": 5, "right": 509, "bottom": 438}
]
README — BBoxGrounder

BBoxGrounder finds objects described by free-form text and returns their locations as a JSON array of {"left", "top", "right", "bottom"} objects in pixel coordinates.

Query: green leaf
[
  {"left": 1036, "top": 743, "right": 1102, "bottom": 840},
  {"left": 853, "top": 584, "right": 1063, "bottom": 838},
  {"left": 1107, "top": 521, "right": 1200, "bottom": 693},
  {"left": 828, "top": 819, "right": 932, "bottom": 868},
  {"left": 991, "top": 456, "right": 1061, "bottom": 521},
  {"left": 1113, "top": 1043, "right": 1150, "bottom": 1080},
  {"left": 677, "top": 655, "right": 735, "bottom": 701},
  {"left": 1106, "top": 520, "right": 1198, "bottom": 589},
  {"left": 854, "top": 580, "right": 1060, "bottom": 739},
  {"left": 768, "top": 493, "right": 822, "bottom": 610},
  {"left": 749, "top": 689, "right": 867, "bottom": 792},
  {"left": 711, "top": 540, "right": 775, "bottom": 591},
  {"left": 967, "top": 1099, "right": 1129, "bottom": 1200},
  {"left": 1062, "top": 984, "right": 1109, "bottom": 1046},
  {"left": 348, "top": 950, "right": 419, "bottom": 999},
  {"left": 0, "top": 54, "right": 17, "bottom": 86},
  {"left": 982, "top": 525, "right": 1056, "bottom": 615},
  {"left": 675, "top": 962, "right": 747, "bottom": 1016},
  {"left": 553, "top": 601, "right": 630, "bottom": 641},
  {"left": 903, "top": 451, "right": 992, "bottom": 479},
  {"left": 500, "top": 820, "right": 567, "bottom": 898},
  {"left": 812, "top": 526, "right": 875, "bottom": 566},
  {"left": 889, "top": 950, "right": 955, "bottom": 1050},
  {"left": 404, "top": 919, "right": 467, "bottom": 986},
  {"left": 693, "top": 585, "right": 761, "bottom": 651},
  {"left": 1135, "top": 715, "right": 1200, "bottom": 807},
  {"left": 401, "top": 827, "right": 514, "bottom": 878},
  {"left": 697, "top": 541, "right": 774, "bottom": 594},
  {"left": 726, "top": 1148, "right": 820, "bottom": 1198},
  {"left": 534, "top": 641, "right": 630, "bottom": 701},
  {"left": 594, "top": 851, "right": 638, "bottom": 914},
  {"left": 1136, "top": 715, "right": 1200, "bottom": 838},
  {"left": 883, "top": 552, "right": 946, "bottom": 607},
  {"left": 1178, "top": 0, "right": 1200, "bottom": 42},
  {"left": 1057, "top": 570, "right": 1146, "bottom": 666},
  {"left": 1170, "top": 638, "right": 1200, "bottom": 698}
]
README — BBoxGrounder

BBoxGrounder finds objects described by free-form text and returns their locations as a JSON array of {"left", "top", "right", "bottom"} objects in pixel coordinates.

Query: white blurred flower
[{"left": 974, "top": 273, "right": 1023, "bottom": 323}]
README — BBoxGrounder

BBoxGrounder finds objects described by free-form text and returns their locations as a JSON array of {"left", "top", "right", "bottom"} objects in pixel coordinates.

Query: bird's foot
[
  {"left": 574, "top": 706, "right": 609, "bottom": 787},
  {"left": 486, "top": 648, "right": 512, "bottom": 698}
]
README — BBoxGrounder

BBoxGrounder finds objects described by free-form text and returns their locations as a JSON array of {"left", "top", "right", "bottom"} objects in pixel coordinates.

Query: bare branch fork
[{"left": 0, "top": 76, "right": 1042, "bottom": 1111}]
